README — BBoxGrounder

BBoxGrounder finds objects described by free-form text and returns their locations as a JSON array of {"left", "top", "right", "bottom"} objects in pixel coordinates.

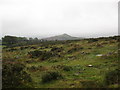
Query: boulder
[
  {"left": 87, "top": 65, "right": 93, "bottom": 67},
  {"left": 96, "top": 54, "right": 103, "bottom": 57}
]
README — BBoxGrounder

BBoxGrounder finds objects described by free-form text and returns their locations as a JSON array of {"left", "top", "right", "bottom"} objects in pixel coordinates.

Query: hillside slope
[
  {"left": 42, "top": 34, "right": 83, "bottom": 41},
  {"left": 2, "top": 36, "right": 119, "bottom": 88}
]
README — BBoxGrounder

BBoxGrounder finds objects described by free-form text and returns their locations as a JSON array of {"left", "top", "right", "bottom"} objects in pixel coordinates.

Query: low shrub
[
  {"left": 81, "top": 80, "right": 100, "bottom": 88},
  {"left": 67, "top": 47, "right": 83, "bottom": 53},
  {"left": 20, "top": 46, "right": 29, "bottom": 50},
  {"left": 41, "top": 71, "right": 62, "bottom": 83},
  {"left": 62, "top": 66, "right": 73, "bottom": 71},
  {"left": 28, "top": 66, "right": 38, "bottom": 71},
  {"left": 2, "top": 63, "right": 32, "bottom": 88},
  {"left": 28, "top": 50, "right": 43, "bottom": 58},
  {"left": 88, "top": 39, "right": 98, "bottom": 43},
  {"left": 104, "top": 69, "right": 120, "bottom": 86},
  {"left": 27, "top": 65, "right": 44, "bottom": 71},
  {"left": 28, "top": 50, "right": 53, "bottom": 60},
  {"left": 52, "top": 65, "right": 72, "bottom": 71},
  {"left": 51, "top": 47, "right": 63, "bottom": 52},
  {"left": 40, "top": 52, "right": 53, "bottom": 60}
]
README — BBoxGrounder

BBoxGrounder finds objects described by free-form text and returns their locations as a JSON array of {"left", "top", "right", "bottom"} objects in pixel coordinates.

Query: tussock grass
[{"left": 2, "top": 36, "right": 119, "bottom": 88}]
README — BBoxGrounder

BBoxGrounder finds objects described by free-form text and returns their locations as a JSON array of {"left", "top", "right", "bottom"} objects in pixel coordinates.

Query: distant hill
[{"left": 41, "top": 34, "right": 83, "bottom": 41}]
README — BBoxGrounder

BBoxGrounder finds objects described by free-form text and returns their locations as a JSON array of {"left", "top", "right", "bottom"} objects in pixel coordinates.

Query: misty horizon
[
  {"left": 0, "top": 0, "right": 118, "bottom": 39},
  {"left": 1, "top": 33, "right": 118, "bottom": 40}
]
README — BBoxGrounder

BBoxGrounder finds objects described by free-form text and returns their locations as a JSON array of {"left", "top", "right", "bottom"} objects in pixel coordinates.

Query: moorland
[{"left": 1, "top": 35, "right": 120, "bottom": 88}]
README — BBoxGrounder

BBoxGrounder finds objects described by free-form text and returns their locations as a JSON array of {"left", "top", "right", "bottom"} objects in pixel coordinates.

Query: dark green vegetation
[
  {"left": 2, "top": 35, "right": 40, "bottom": 47},
  {"left": 41, "top": 71, "right": 63, "bottom": 83},
  {"left": 105, "top": 69, "right": 120, "bottom": 86},
  {"left": 2, "top": 62, "right": 32, "bottom": 88},
  {"left": 2, "top": 35, "right": 120, "bottom": 88}
]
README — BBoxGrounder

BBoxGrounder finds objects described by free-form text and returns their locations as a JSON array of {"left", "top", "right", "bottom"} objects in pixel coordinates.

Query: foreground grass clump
[
  {"left": 28, "top": 50, "right": 42, "bottom": 58},
  {"left": 80, "top": 80, "right": 100, "bottom": 88},
  {"left": 2, "top": 62, "right": 32, "bottom": 88},
  {"left": 62, "top": 66, "right": 73, "bottom": 71},
  {"left": 28, "top": 50, "right": 53, "bottom": 60},
  {"left": 41, "top": 71, "right": 63, "bottom": 83},
  {"left": 105, "top": 69, "right": 120, "bottom": 86},
  {"left": 51, "top": 47, "right": 63, "bottom": 52}
]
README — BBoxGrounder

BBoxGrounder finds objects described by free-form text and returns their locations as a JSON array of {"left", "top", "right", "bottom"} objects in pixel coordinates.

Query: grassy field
[{"left": 2, "top": 36, "right": 119, "bottom": 88}]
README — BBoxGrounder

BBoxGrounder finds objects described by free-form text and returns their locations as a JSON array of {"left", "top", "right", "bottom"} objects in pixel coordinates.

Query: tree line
[
  {"left": 2, "top": 35, "right": 41, "bottom": 47},
  {"left": 2, "top": 35, "right": 120, "bottom": 47}
]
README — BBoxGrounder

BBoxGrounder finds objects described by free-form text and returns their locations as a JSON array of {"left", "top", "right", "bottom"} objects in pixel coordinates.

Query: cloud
[{"left": 0, "top": 0, "right": 118, "bottom": 38}]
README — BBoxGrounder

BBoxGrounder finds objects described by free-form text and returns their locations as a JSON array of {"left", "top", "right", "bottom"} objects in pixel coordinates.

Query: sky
[{"left": 0, "top": 0, "right": 119, "bottom": 38}]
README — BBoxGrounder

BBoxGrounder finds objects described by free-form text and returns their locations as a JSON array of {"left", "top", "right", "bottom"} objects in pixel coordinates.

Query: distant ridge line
[{"left": 41, "top": 33, "right": 84, "bottom": 41}]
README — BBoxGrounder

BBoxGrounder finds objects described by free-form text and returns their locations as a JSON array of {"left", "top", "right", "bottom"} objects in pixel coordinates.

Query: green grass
[{"left": 2, "top": 37, "right": 119, "bottom": 88}]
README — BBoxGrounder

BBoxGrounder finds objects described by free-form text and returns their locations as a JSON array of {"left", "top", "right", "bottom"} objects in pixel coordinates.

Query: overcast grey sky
[{"left": 0, "top": 0, "right": 119, "bottom": 38}]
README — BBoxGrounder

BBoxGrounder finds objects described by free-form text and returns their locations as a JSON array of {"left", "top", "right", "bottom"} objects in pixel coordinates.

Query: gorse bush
[
  {"left": 2, "top": 62, "right": 32, "bottom": 88},
  {"left": 62, "top": 66, "right": 73, "bottom": 71},
  {"left": 52, "top": 65, "right": 72, "bottom": 71},
  {"left": 51, "top": 47, "right": 63, "bottom": 52},
  {"left": 104, "top": 69, "right": 120, "bottom": 86},
  {"left": 88, "top": 39, "right": 98, "bottom": 43},
  {"left": 27, "top": 65, "right": 44, "bottom": 71},
  {"left": 20, "top": 46, "right": 29, "bottom": 50},
  {"left": 28, "top": 50, "right": 53, "bottom": 60},
  {"left": 41, "top": 71, "right": 62, "bottom": 83},
  {"left": 28, "top": 50, "right": 43, "bottom": 58},
  {"left": 40, "top": 52, "right": 53, "bottom": 60},
  {"left": 27, "top": 66, "right": 38, "bottom": 71}
]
